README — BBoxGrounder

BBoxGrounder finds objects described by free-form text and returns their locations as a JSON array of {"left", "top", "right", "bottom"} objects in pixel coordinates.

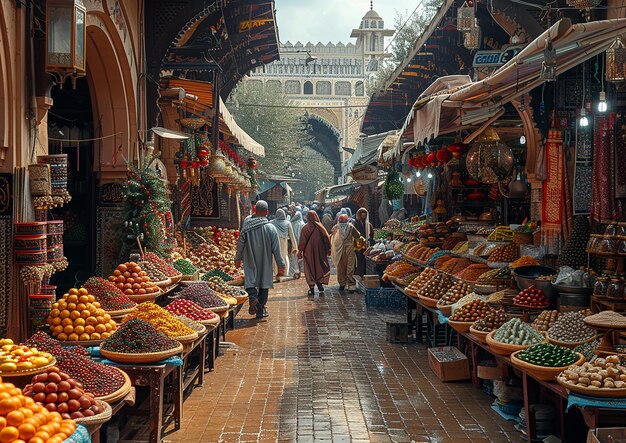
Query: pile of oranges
[
  {"left": 107, "top": 262, "right": 160, "bottom": 297},
  {"left": 0, "top": 376, "right": 76, "bottom": 443},
  {"left": 47, "top": 288, "right": 117, "bottom": 342}
]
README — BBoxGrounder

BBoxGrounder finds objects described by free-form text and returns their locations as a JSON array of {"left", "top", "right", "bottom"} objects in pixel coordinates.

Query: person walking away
[
  {"left": 289, "top": 210, "right": 306, "bottom": 279},
  {"left": 330, "top": 214, "right": 361, "bottom": 292},
  {"left": 235, "top": 200, "right": 284, "bottom": 319},
  {"left": 321, "top": 207, "right": 334, "bottom": 233},
  {"left": 271, "top": 209, "right": 297, "bottom": 282},
  {"left": 298, "top": 211, "right": 331, "bottom": 295},
  {"left": 354, "top": 208, "right": 374, "bottom": 278}
]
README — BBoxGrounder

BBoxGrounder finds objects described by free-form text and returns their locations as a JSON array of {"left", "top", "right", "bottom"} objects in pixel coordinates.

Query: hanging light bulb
[
  {"left": 427, "top": 172, "right": 433, "bottom": 179},
  {"left": 519, "top": 135, "right": 526, "bottom": 145},
  {"left": 579, "top": 108, "right": 589, "bottom": 127},
  {"left": 598, "top": 91, "right": 608, "bottom": 113},
  {"left": 416, "top": 170, "right": 421, "bottom": 178},
  {"left": 406, "top": 177, "right": 412, "bottom": 183}
]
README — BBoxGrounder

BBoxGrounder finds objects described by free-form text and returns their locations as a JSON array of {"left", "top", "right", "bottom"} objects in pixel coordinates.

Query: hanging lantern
[
  {"left": 463, "top": 22, "right": 481, "bottom": 50},
  {"left": 426, "top": 152, "right": 436, "bottom": 167},
  {"left": 457, "top": 2, "right": 475, "bottom": 32},
  {"left": 436, "top": 148, "right": 452, "bottom": 165},
  {"left": 606, "top": 37, "right": 626, "bottom": 83},
  {"left": 45, "top": 0, "right": 87, "bottom": 89},
  {"left": 447, "top": 141, "right": 466, "bottom": 157},
  {"left": 465, "top": 127, "right": 514, "bottom": 184},
  {"left": 540, "top": 38, "right": 557, "bottom": 82},
  {"left": 207, "top": 151, "right": 227, "bottom": 178}
]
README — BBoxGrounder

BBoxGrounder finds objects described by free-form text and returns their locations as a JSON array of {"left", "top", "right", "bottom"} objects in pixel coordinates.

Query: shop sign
[
  {"left": 350, "top": 165, "right": 378, "bottom": 184},
  {"left": 0, "top": 174, "right": 10, "bottom": 215},
  {"left": 99, "top": 183, "right": 124, "bottom": 205},
  {"left": 239, "top": 19, "right": 273, "bottom": 32},
  {"left": 473, "top": 46, "right": 523, "bottom": 68}
]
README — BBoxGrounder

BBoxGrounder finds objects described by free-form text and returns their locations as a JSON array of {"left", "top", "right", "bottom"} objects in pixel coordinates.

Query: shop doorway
[{"left": 47, "top": 77, "right": 95, "bottom": 294}]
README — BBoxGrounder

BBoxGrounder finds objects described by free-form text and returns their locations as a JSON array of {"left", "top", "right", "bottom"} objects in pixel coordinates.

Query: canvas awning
[
  {"left": 343, "top": 131, "right": 397, "bottom": 176},
  {"left": 402, "top": 18, "right": 626, "bottom": 147}
]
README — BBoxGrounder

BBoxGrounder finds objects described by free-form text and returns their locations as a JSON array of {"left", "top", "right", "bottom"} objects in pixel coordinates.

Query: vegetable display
[
  {"left": 493, "top": 318, "right": 544, "bottom": 346},
  {"left": 516, "top": 343, "right": 579, "bottom": 367},
  {"left": 172, "top": 258, "right": 197, "bottom": 276},
  {"left": 383, "top": 169, "right": 404, "bottom": 200}
]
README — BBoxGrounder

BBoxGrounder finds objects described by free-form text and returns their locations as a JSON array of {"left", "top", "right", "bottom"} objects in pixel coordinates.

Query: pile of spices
[
  {"left": 101, "top": 318, "right": 179, "bottom": 353},
  {"left": 172, "top": 258, "right": 197, "bottom": 276},
  {"left": 165, "top": 299, "right": 218, "bottom": 321},
  {"left": 457, "top": 263, "right": 491, "bottom": 281},
  {"left": 143, "top": 252, "right": 182, "bottom": 277},
  {"left": 178, "top": 283, "right": 229, "bottom": 310},
  {"left": 201, "top": 269, "right": 234, "bottom": 282},
  {"left": 83, "top": 277, "right": 137, "bottom": 311},
  {"left": 122, "top": 302, "right": 195, "bottom": 337},
  {"left": 138, "top": 260, "right": 169, "bottom": 283},
  {"left": 175, "top": 315, "right": 206, "bottom": 333},
  {"left": 24, "top": 332, "right": 126, "bottom": 397},
  {"left": 204, "top": 276, "right": 246, "bottom": 298}
]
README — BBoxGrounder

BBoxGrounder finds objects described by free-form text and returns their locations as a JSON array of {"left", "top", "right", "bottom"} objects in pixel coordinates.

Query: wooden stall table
[
  {"left": 98, "top": 389, "right": 136, "bottom": 443},
  {"left": 204, "top": 324, "right": 218, "bottom": 372},
  {"left": 181, "top": 331, "right": 207, "bottom": 390}
]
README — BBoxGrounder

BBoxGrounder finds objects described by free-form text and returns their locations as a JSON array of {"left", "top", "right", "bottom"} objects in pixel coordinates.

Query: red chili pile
[
  {"left": 24, "top": 332, "right": 125, "bottom": 397},
  {"left": 101, "top": 318, "right": 180, "bottom": 353},
  {"left": 143, "top": 252, "right": 181, "bottom": 277},
  {"left": 177, "top": 283, "right": 229, "bottom": 310},
  {"left": 83, "top": 277, "right": 137, "bottom": 311},
  {"left": 165, "top": 299, "right": 217, "bottom": 321},
  {"left": 23, "top": 366, "right": 105, "bottom": 419}
]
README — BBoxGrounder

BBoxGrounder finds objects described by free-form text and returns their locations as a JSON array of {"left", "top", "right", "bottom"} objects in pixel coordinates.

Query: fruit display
[
  {"left": 0, "top": 376, "right": 76, "bottom": 442},
  {"left": 557, "top": 216, "right": 591, "bottom": 268},
  {"left": 494, "top": 266, "right": 512, "bottom": 279},
  {"left": 417, "top": 222, "right": 452, "bottom": 240},
  {"left": 415, "top": 273, "right": 455, "bottom": 301},
  {"left": 516, "top": 343, "right": 580, "bottom": 367},
  {"left": 451, "top": 293, "right": 481, "bottom": 314},
  {"left": 532, "top": 310, "right": 559, "bottom": 332},
  {"left": 192, "top": 226, "right": 239, "bottom": 253},
  {"left": 107, "top": 262, "right": 160, "bottom": 297},
  {"left": 24, "top": 332, "right": 127, "bottom": 397},
  {"left": 172, "top": 258, "right": 197, "bottom": 276},
  {"left": 382, "top": 261, "right": 418, "bottom": 280},
  {"left": 404, "top": 245, "right": 440, "bottom": 263},
  {"left": 492, "top": 318, "right": 544, "bottom": 346},
  {"left": 137, "top": 260, "right": 169, "bottom": 284},
  {"left": 510, "top": 256, "right": 540, "bottom": 269},
  {"left": 47, "top": 287, "right": 117, "bottom": 342},
  {"left": 101, "top": 318, "right": 181, "bottom": 354},
  {"left": 203, "top": 277, "right": 247, "bottom": 302},
  {"left": 0, "top": 339, "right": 54, "bottom": 373},
  {"left": 513, "top": 286, "right": 550, "bottom": 309},
  {"left": 405, "top": 268, "right": 438, "bottom": 294},
  {"left": 121, "top": 303, "right": 196, "bottom": 339},
  {"left": 487, "top": 226, "right": 513, "bottom": 242},
  {"left": 449, "top": 300, "right": 495, "bottom": 322},
  {"left": 548, "top": 311, "right": 595, "bottom": 344},
  {"left": 457, "top": 263, "right": 491, "bottom": 281},
  {"left": 441, "top": 235, "right": 466, "bottom": 251},
  {"left": 438, "top": 257, "right": 472, "bottom": 275},
  {"left": 177, "top": 283, "right": 230, "bottom": 311},
  {"left": 165, "top": 299, "right": 219, "bottom": 322},
  {"left": 472, "top": 311, "right": 509, "bottom": 332},
  {"left": 82, "top": 277, "right": 137, "bottom": 313},
  {"left": 142, "top": 252, "right": 182, "bottom": 279},
  {"left": 488, "top": 243, "right": 518, "bottom": 263},
  {"left": 558, "top": 355, "right": 626, "bottom": 390},
  {"left": 201, "top": 269, "right": 234, "bottom": 282},
  {"left": 22, "top": 367, "right": 105, "bottom": 419},
  {"left": 438, "top": 281, "right": 472, "bottom": 307}
]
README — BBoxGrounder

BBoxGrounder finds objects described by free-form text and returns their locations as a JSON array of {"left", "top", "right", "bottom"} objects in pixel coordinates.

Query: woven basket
[
  {"left": 96, "top": 367, "right": 131, "bottom": 404},
  {"left": 28, "top": 164, "right": 51, "bottom": 196},
  {"left": 169, "top": 275, "right": 183, "bottom": 284},
  {"left": 100, "top": 343, "right": 184, "bottom": 364},
  {"left": 198, "top": 316, "right": 221, "bottom": 326},
  {"left": 73, "top": 400, "right": 113, "bottom": 431},
  {"left": 107, "top": 306, "right": 137, "bottom": 319},
  {"left": 153, "top": 278, "right": 172, "bottom": 289},
  {"left": 127, "top": 290, "right": 161, "bottom": 303},
  {"left": 0, "top": 359, "right": 57, "bottom": 377},
  {"left": 511, "top": 351, "right": 584, "bottom": 382},
  {"left": 59, "top": 339, "right": 103, "bottom": 347},
  {"left": 436, "top": 302, "right": 453, "bottom": 316},
  {"left": 174, "top": 331, "right": 198, "bottom": 344}
]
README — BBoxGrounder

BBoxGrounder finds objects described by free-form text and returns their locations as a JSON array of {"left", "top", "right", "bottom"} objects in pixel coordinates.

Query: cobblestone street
[{"left": 166, "top": 277, "right": 519, "bottom": 443}]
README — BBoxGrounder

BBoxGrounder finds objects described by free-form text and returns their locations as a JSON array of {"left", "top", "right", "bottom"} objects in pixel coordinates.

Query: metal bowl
[
  {"left": 551, "top": 283, "right": 594, "bottom": 295},
  {"left": 512, "top": 265, "right": 558, "bottom": 301}
]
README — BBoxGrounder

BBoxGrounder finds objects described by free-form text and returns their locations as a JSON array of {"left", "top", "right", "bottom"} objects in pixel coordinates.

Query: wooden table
[
  {"left": 204, "top": 324, "right": 217, "bottom": 372},
  {"left": 181, "top": 331, "right": 207, "bottom": 390}
]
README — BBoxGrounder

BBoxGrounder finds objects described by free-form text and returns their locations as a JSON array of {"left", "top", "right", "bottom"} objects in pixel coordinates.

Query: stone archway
[{"left": 301, "top": 113, "right": 342, "bottom": 183}]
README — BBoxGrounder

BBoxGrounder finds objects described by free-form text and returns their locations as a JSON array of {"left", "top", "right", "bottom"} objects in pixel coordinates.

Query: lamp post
[{"left": 45, "top": 0, "right": 87, "bottom": 89}]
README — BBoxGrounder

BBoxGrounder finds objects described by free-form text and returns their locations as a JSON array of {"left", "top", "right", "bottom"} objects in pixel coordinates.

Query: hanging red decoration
[
  {"left": 447, "top": 141, "right": 467, "bottom": 157},
  {"left": 426, "top": 152, "right": 436, "bottom": 166},
  {"left": 436, "top": 148, "right": 452, "bottom": 164}
]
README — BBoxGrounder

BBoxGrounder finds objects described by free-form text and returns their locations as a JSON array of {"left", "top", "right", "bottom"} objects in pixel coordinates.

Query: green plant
[{"left": 383, "top": 169, "right": 404, "bottom": 200}]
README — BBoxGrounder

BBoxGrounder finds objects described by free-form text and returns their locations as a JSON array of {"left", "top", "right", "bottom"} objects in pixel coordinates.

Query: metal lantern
[
  {"left": 465, "top": 127, "right": 514, "bottom": 184},
  {"left": 540, "top": 38, "right": 557, "bottom": 82},
  {"left": 45, "top": 0, "right": 86, "bottom": 88},
  {"left": 457, "top": 2, "right": 475, "bottom": 32},
  {"left": 463, "top": 22, "right": 481, "bottom": 50},
  {"left": 606, "top": 37, "right": 626, "bottom": 83}
]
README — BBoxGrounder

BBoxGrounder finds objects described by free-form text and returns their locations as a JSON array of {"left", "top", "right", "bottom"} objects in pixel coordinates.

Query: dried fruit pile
[
  {"left": 177, "top": 283, "right": 230, "bottom": 310},
  {"left": 548, "top": 311, "right": 595, "bottom": 343},
  {"left": 0, "top": 339, "right": 54, "bottom": 372},
  {"left": 0, "top": 376, "right": 76, "bottom": 442},
  {"left": 532, "top": 310, "right": 559, "bottom": 332},
  {"left": 488, "top": 244, "right": 518, "bottom": 263},
  {"left": 415, "top": 273, "right": 454, "bottom": 301},
  {"left": 449, "top": 300, "right": 495, "bottom": 322},
  {"left": 438, "top": 281, "right": 472, "bottom": 307},
  {"left": 101, "top": 318, "right": 180, "bottom": 353},
  {"left": 558, "top": 355, "right": 626, "bottom": 389},
  {"left": 143, "top": 252, "right": 182, "bottom": 278},
  {"left": 405, "top": 268, "right": 438, "bottom": 293},
  {"left": 122, "top": 303, "right": 195, "bottom": 338},
  {"left": 172, "top": 258, "right": 197, "bottom": 276},
  {"left": 23, "top": 367, "right": 105, "bottom": 419},
  {"left": 47, "top": 287, "right": 117, "bottom": 341},
  {"left": 24, "top": 332, "right": 126, "bottom": 397},
  {"left": 457, "top": 263, "right": 491, "bottom": 281},
  {"left": 438, "top": 257, "right": 472, "bottom": 274},
  {"left": 107, "top": 262, "right": 160, "bottom": 296},
  {"left": 165, "top": 299, "right": 218, "bottom": 322},
  {"left": 472, "top": 311, "right": 509, "bottom": 332},
  {"left": 83, "top": 277, "right": 137, "bottom": 312}
]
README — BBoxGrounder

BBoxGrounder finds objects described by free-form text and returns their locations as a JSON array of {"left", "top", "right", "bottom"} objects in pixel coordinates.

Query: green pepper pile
[{"left": 517, "top": 343, "right": 578, "bottom": 367}]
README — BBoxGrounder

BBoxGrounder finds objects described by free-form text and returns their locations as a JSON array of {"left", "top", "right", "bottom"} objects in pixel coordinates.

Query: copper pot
[{"left": 479, "top": 208, "right": 494, "bottom": 222}]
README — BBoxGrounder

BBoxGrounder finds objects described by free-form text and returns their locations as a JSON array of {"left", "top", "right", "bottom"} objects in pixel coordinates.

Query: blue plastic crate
[{"left": 365, "top": 288, "right": 407, "bottom": 309}]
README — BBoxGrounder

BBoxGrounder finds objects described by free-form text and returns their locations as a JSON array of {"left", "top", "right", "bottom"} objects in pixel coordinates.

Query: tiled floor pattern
[{"left": 165, "top": 277, "right": 520, "bottom": 442}]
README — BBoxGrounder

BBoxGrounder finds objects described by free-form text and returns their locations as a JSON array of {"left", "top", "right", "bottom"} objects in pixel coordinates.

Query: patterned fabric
[
  {"left": 541, "top": 136, "right": 564, "bottom": 255},
  {"left": 591, "top": 116, "right": 623, "bottom": 223}
]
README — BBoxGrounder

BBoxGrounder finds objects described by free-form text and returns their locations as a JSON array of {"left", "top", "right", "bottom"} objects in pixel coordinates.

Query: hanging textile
[
  {"left": 542, "top": 134, "right": 564, "bottom": 255},
  {"left": 591, "top": 115, "right": 623, "bottom": 223}
]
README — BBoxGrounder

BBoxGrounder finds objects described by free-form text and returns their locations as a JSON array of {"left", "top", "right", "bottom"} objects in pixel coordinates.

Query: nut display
[
  {"left": 121, "top": 303, "right": 195, "bottom": 338},
  {"left": 472, "top": 311, "right": 509, "bottom": 332},
  {"left": 516, "top": 343, "right": 579, "bottom": 367},
  {"left": 47, "top": 287, "right": 117, "bottom": 341},
  {"left": 488, "top": 244, "right": 518, "bottom": 263},
  {"left": 22, "top": 367, "right": 105, "bottom": 419},
  {"left": 548, "top": 311, "right": 595, "bottom": 343},
  {"left": 439, "top": 281, "right": 472, "bottom": 306},
  {"left": 558, "top": 355, "right": 626, "bottom": 389},
  {"left": 101, "top": 318, "right": 180, "bottom": 353},
  {"left": 83, "top": 277, "right": 137, "bottom": 312},
  {"left": 493, "top": 318, "right": 544, "bottom": 346},
  {"left": 514, "top": 287, "right": 550, "bottom": 308},
  {"left": 449, "top": 300, "right": 495, "bottom": 322},
  {"left": 416, "top": 273, "right": 455, "bottom": 301},
  {"left": 0, "top": 339, "right": 54, "bottom": 372},
  {"left": 107, "top": 262, "right": 160, "bottom": 296},
  {"left": 137, "top": 260, "right": 168, "bottom": 283},
  {"left": 532, "top": 310, "right": 559, "bottom": 332},
  {"left": 143, "top": 252, "right": 182, "bottom": 278},
  {"left": 406, "top": 268, "right": 438, "bottom": 293}
]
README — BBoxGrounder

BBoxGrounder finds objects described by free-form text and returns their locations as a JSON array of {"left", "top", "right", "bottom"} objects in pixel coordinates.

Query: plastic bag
[
  {"left": 493, "top": 380, "right": 523, "bottom": 403},
  {"left": 554, "top": 266, "right": 585, "bottom": 287},
  {"left": 520, "top": 244, "right": 545, "bottom": 259}
]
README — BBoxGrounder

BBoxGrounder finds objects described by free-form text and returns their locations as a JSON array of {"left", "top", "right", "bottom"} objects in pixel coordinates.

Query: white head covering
[{"left": 271, "top": 209, "right": 291, "bottom": 238}]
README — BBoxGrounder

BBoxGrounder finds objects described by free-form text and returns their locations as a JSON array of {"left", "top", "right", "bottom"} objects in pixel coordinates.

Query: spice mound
[
  {"left": 177, "top": 283, "right": 230, "bottom": 310},
  {"left": 584, "top": 311, "right": 626, "bottom": 329},
  {"left": 101, "top": 318, "right": 180, "bottom": 353},
  {"left": 83, "top": 277, "right": 137, "bottom": 312},
  {"left": 122, "top": 302, "right": 195, "bottom": 338},
  {"left": 165, "top": 299, "right": 217, "bottom": 322}
]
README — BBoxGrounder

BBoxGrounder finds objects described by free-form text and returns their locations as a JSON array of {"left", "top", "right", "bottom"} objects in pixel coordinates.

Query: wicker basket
[
  {"left": 448, "top": 320, "right": 474, "bottom": 333},
  {"left": 436, "top": 302, "right": 453, "bottom": 316},
  {"left": 100, "top": 343, "right": 184, "bottom": 364},
  {"left": 61, "top": 339, "right": 103, "bottom": 347},
  {"left": 73, "top": 400, "right": 113, "bottom": 431},
  {"left": 0, "top": 359, "right": 57, "bottom": 377},
  {"left": 486, "top": 330, "right": 539, "bottom": 356},
  {"left": 469, "top": 325, "right": 491, "bottom": 344},
  {"left": 174, "top": 331, "right": 198, "bottom": 344},
  {"left": 28, "top": 164, "right": 51, "bottom": 196},
  {"left": 510, "top": 350, "right": 584, "bottom": 381},
  {"left": 198, "top": 316, "right": 221, "bottom": 327},
  {"left": 96, "top": 367, "right": 131, "bottom": 404},
  {"left": 153, "top": 278, "right": 172, "bottom": 289},
  {"left": 557, "top": 377, "right": 626, "bottom": 398},
  {"left": 107, "top": 306, "right": 137, "bottom": 319},
  {"left": 127, "top": 290, "right": 161, "bottom": 303}
]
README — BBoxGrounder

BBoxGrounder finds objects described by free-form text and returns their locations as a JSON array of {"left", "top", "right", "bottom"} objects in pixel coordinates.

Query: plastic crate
[{"left": 365, "top": 288, "right": 407, "bottom": 309}]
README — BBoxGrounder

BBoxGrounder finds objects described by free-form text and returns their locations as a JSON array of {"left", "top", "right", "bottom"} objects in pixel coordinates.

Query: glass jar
[
  {"left": 605, "top": 223, "right": 618, "bottom": 236},
  {"left": 593, "top": 276, "right": 609, "bottom": 297},
  {"left": 587, "top": 234, "right": 602, "bottom": 253},
  {"left": 618, "top": 236, "right": 626, "bottom": 256},
  {"left": 607, "top": 278, "right": 624, "bottom": 300},
  {"left": 598, "top": 235, "right": 618, "bottom": 255}
]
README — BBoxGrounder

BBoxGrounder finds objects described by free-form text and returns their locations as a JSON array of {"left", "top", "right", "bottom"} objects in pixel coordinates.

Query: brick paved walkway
[{"left": 166, "top": 277, "right": 520, "bottom": 443}]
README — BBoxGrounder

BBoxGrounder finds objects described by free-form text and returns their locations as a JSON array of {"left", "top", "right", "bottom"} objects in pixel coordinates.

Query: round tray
[
  {"left": 73, "top": 400, "right": 113, "bottom": 429},
  {"left": 556, "top": 377, "right": 626, "bottom": 398},
  {"left": 469, "top": 325, "right": 491, "bottom": 344},
  {"left": 127, "top": 291, "right": 161, "bottom": 303},
  {"left": 0, "top": 359, "right": 57, "bottom": 377},
  {"left": 168, "top": 275, "right": 183, "bottom": 284},
  {"left": 448, "top": 319, "right": 474, "bottom": 333},
  {"left": 96, "top": 367, "right": 131, "bottom": 404},
  {"left": 100, "top": 343, "right": 184, "bottom": 364},
  {"left": 547, "top": 335, "right": 597, "bottom": 349},
  {"left": 486, "top": 330, "right": 536, "bottom": 356},
  {"left": 174, "top": 331, "right": 198, "bottom": 344},
  {"left": 106, "top": 306, "right": 137, "bottom": 318},
  {"left": 198, "top": 316, "right": 221, "bottom": 327},
  {"left": 436, "top": 303, "right": 453, "bottom": 316},
  {"left": 513, "top": 302, "right": 551, "bottom": 310},
  {"left": 59, "top": 339, "right": 103, "bottom": 347},
  {"left": 153, "top": 278, "right": 172, "bottom": 289},
  {"left": 511, "top": 351, "right": 585, "bottom": 382},
  {"left": 417, "top": 295, "right": 439, "bottom": 308},
  {"left": 474, "top": 284, "right": 497, "bottom": 295}
]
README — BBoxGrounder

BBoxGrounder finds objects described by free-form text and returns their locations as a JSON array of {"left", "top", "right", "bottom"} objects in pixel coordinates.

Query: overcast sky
[{"left": 274, "top": 0, "right": 421, "bottom": 44}]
